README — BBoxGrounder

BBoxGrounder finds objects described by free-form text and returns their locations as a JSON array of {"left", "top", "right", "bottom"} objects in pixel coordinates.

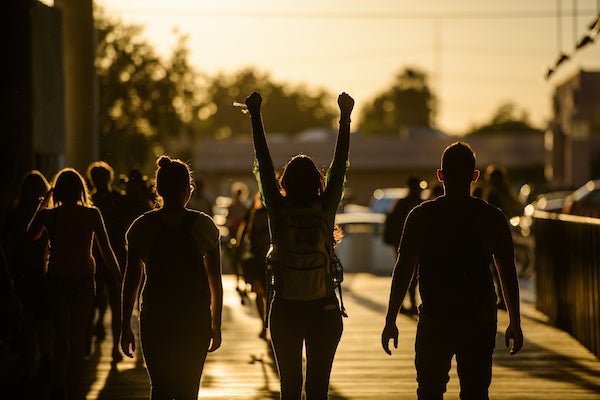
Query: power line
[{"left": 105, "top": 7, "right": 599, "bottom": 21}]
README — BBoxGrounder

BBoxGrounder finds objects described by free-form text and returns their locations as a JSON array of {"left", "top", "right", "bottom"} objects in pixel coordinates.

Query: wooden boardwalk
[{"left": 78, "top": 273, "right": 600, "bottom": 400}]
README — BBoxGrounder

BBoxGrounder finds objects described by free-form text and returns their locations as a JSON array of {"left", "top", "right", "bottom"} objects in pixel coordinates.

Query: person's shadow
[{"left": 94, "top": 364, "right": 150, "bottom": 400}]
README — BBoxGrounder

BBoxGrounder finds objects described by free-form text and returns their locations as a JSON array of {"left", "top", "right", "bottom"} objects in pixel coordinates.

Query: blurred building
[
  {"left": 193, "top": 131, "right": 545, "bottom": 206},
  {"left": 547, "top": 70, "right": 600, "bottom": 188},
  {"left": 3, "top": 0, "right": 96, "bottom": 224}
]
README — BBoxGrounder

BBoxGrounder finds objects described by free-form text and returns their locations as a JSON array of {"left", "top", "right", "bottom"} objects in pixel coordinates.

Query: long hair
[
  {"left": 278, "top": 154, "right": 343, "bottom": 244},
  {"left": 154, "top": 155, "right": 193, "bottom": 207},
  {"left": 52, "top": 168, "right": 91, "bottom": 207},
  {"left": 15, "top": 170, "right": 50, "bottom": 210},
  {"left": 279, "top": 154, "right": 325, "bottom": 205}
]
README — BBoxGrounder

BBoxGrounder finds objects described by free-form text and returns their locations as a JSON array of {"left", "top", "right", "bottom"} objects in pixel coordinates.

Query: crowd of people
[{"left": 0, "top": 91, "right": 525, "bottom": 400}]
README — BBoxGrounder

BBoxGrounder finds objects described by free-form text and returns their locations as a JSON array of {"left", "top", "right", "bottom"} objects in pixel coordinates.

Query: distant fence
[{"left": 534, "top": 211, "right": 600, "bottom": 358}]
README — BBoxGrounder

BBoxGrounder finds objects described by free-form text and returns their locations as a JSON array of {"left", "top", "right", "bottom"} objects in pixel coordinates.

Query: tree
[
  {"left": 95, "top": 9, "right": 338, "bottom": 175},
  {"left": 95, "top": 8, "right": 200, "bottom": 175},
  {"left": 465, "top": 102, "right": 542, "bottom": 136},
  {"left": 193, "top": 68, "right": 336, "bottom": 140},
  {"left": 359, "top": 67, "right": 437, "bottom": 135}
]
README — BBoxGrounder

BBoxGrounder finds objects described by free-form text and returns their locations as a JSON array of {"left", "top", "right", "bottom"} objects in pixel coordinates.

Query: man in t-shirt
[{"left": 381, "top": 142, "right": 523, "bottom": 400}]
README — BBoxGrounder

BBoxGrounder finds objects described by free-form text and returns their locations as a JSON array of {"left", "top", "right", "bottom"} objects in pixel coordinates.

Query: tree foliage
[
  {"left": 95, "top": 9, "right": 337, "bottom": 174},
  {"left": 95, "top": 8, "right": 195, "bottom": 174},
  {"left": 359, "top": 67, "right": 437, "bottom": 135},
  {"left": 465, "top": 102, "right": 542, "bottom": 136},
  {"left": 194, "top": 68, "right": 336, "bottom": 140}
]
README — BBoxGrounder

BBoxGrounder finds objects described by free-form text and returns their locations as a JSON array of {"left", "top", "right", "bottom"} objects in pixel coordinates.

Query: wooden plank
[{"left": 77, "top": 273, "right": 600, "bottom": 399}]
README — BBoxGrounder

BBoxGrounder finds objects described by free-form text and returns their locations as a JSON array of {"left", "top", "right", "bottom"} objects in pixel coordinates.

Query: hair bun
[{"left": 157, "top": 155, "right": 172, "bottom": 168}]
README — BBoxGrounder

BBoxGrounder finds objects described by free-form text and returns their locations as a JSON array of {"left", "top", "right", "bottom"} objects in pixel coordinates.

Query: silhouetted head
[
  {"left": 279, "top": 154, "right": 325, "bottom": 205},
  {"left": 485, "top": 164, "right": 508, "bottom": 187},
  {"left": 87, "top": 161, "right": 114, "bottom": 192},
  {"left": 154, "top": 155, "right": 193, "bottom": 208},
  {"left": 437, "top": 142, "right": 479, "bottom": 191},
  {"left": 52, "top": 168, "right": 91, "bottom": 206},
  {"left": 407, "top": 177, "right": 423, "bottom": 194},
  {"left": 16, "top": 170, "right": 50, "bottom": 208}
]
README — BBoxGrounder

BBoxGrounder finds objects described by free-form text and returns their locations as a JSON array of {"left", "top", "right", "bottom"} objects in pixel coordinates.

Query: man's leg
[
  {"left": 456, "top": 320, "right": 497, "bottom": 400},
  {"left": 415, "top": 318, "right": 454, "bottom": 400}
]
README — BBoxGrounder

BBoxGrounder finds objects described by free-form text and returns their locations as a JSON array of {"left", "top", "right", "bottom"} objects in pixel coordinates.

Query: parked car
[
  {"left": 369, "top": 186, "right": 431, "bottom": 214},
  {"left": 334, "top": 212, "right": 396, "bottom": 275},
  {"left": 562, "top": 179, "right": 600, "bottom": 217},
  {"left": 529, "top": 190, "right": 572, "bottom": 213}
]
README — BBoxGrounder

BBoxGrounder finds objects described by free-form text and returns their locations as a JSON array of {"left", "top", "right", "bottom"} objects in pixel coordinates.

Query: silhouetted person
[
  {"left": 237, "top": 192, "right": 270, "bottom": 338},
  {"left": 121, "top": 155, "right": 223, "bottom": 400},
  {"left": 27, "top": 168, "right": 122, "bottom": 400},
  {"left": 382, "top": 142, "right": 523, "bottom": 400},
  {"left": 87, "top": 161, "right": 127, "bottom": 363},
  {"left": 122, "top": 169, "right": 154, "bottom": 228},
  {"left": 225, "top": 181, "right": 250, "bottom": 302},
  {"left": 0, "top": 234, "right": 25, "bottom": 399},
  {"left": 383, "top": 177, "right": 423, "bottom": 315},
  {"left": 1, "top": 170, "right": 53, "bottom": 385},
  {"left": 246, "top": 90, "right": 354, "bottom": 400},
  {"left": 188, "top": 178, "right": 214, "bottom": 216},
  {"left": 482, "top": 164, "right": 523, "bottom": 310},
  {"left": 482, "top": 164, "right": 523, "bottom": 219}
]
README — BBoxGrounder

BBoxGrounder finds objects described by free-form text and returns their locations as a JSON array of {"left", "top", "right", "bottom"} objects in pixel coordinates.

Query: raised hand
[
  {"left": 245, "top": 91, "right": 262, "bottom": 114},
  {"left": 338, "top": 92, "right": 354, "bottom": 117}
]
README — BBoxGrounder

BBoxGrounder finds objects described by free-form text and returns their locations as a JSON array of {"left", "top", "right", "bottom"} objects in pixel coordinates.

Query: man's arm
[
  {"left": 493, "top": 214, "right": 524, "bottom": 355},
  {"left": 382, "top": 211, "right": 421, "bottom": 355}
]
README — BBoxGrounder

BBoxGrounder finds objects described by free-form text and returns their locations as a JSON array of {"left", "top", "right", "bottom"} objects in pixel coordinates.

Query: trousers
[
  {"left": 269, "top": 297, "right": 343, "bottom": 400},
  {"left": 415, "top": 316, "right": 497, "bottom": 400},
  {"left": 140, "top": 315, "right": 212, "bottom": 400}
]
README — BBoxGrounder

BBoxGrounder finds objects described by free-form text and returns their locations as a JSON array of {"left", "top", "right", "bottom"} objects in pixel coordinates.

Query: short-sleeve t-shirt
[
  {"left": 126, "top": 208, "right": 219, "bottom": 321},
  {"left": 127, "top": 209, "right": 219, "bottom": 258},
  {"left": 400, "top": 196, "right": 513, "bottom": 320}
]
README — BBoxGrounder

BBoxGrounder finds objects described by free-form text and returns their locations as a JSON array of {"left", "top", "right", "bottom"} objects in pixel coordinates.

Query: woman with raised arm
[
  {"left": 121, "top": 155, "right": 223, "bottom": 400},
  {"left": 246, "top": 91, "right": 354, "bottom": 400},
  {"left": 27, "top": 167, "right": 122, "bottom": 400}
]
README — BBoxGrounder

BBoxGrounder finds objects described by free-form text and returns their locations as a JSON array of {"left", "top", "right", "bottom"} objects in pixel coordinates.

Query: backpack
[
  {"left": 141, "top": 211, "right": 210, "bottom": 320},
  {"left": 267, "top": 204, "right": 347, "bottom": 316}
]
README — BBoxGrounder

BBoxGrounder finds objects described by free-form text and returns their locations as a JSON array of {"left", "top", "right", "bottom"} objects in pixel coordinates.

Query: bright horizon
[{"left": 93, "top": 0, "right": 600, "bottom": 135}]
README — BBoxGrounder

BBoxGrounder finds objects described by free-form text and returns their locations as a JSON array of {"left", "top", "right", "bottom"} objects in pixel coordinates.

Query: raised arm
[
  {"left": 246, "top": 92, "right": 280, "bottom": 207},
  {"left": 334, "top": 92, "right": 354, "bottom": 160},
  {"left": 27, "top": 188, "right": 53, "bottom": 240},
  {"left": 204, "top": 244, "right": 223, "bottom": 352},
  {"left": 323, "top": 93, "right": 354, "bottom": 208}
]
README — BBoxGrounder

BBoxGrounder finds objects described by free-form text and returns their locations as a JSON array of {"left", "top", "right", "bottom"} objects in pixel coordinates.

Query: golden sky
[{"left": 93, "top": 0, "right": 600, "bottom": 135}]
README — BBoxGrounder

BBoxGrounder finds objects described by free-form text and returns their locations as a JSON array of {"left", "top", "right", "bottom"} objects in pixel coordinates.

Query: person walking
[
  {"left": 381, "top": 142, "right": 523, "bottom": 400},
  {"left": 383, "top": 176, "right": 424, "bottom": 315},
  {"left": 237, "top": 192, "right": 271, "bottom": 339},
  {"left": 121, "top": 155, "right": 223, "bottom": 400},
  {"left": 1, "top": 170, "right": 53, "bottom": 386},
  {"left": 27, "top": 168, "right": 122, "bottom": 400},
  {"left": 87, "top": 161, "right": 127, "bottom": 363},
  {"left": 246, "top": 90, "right": 354, "bottom": 400}
]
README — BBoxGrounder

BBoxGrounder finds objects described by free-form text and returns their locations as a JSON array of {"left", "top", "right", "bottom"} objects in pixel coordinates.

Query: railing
[{"left": 533, "top": 211, "right": 600, "bottom": 358}]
